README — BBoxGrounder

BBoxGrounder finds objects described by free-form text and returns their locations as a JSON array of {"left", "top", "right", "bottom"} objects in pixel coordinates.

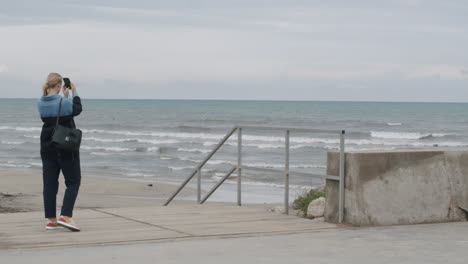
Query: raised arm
[{"left": 70, "top": 82, "right": 82, "bottom": 116}]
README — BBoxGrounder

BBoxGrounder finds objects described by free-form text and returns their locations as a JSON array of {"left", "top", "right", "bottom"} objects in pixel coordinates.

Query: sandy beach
[
  {"left": 0, "top": 168, "right": 196, "bottom": 214},
  {"left": 0, "top": 166, "right": 307, "bottom": 217}
]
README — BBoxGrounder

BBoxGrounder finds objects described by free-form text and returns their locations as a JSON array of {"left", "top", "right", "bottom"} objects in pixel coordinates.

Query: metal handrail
[
  {"left": 163, "top": 125, "right": 346, "bottom": 223},
  {"left": 163, "top": 126, "right": 238, "bottom": 206},
  {"left": 200, "top": 166, "right": 237, "bottom": 204}
]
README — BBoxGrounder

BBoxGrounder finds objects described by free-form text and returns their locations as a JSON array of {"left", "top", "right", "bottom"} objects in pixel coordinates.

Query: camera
[{"left": 63, "top": 78, "right": 71, "bottom": 89}]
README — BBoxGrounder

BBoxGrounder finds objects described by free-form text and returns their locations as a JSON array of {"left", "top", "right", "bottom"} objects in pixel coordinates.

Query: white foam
[
  {"left": 90, "top": 152, "right": 112, "bottom": 156},
  {"left": 0, "top": 161, "right": 32, "bottom": 168},
  {"left": 0, "top": 126, "right": 41, "bottom": 132},
  {"left": 23, "top": 135, "right": 40, "bottom": 139},
  {"left": 202, "top": 141, "right": 221, "bottom": 147},
  {"left": 37, "top": 127, "right": 467, "bottom": 153},
  {"left": 168, "top": 166, "right": 193, "bottom": 171},
  {"left": 1, "top": 141, "right": 25, "bottom": 145},
  {"left": 243, "top": 162, "right": 326, "bottom": 169},
  {"left": 147, "top": 147, "right": 160, "bottom": 152},
  {"left": 210, "top": 172, "right": 236, "bottom": 181},
  {"left": 71, "top": 127, "right": 463, "bottom": 149},
  {"left": 84, "top": 137, "right": 130, "bottom": 143},
  {"left": 164, "top": 158, "right": 231, "bottom": 165},
  {"left": 294, "top": 164, "right": 327, "bottom": 169},
  {"left": 179, "top": 159, "right": 326, "bottom": 169},
  {"left": 83, "top": 129, "right": 225, "bottom": 140},
  {"left": 371, "top": 131, "right": 454, "bottom": 140},
  {"left": 177, "top": 148, "right": 211, "bottom": 154},
  {"left": 29, "top": 162, "right": 42, "bottom": 168},
  {"left": 344, "top": 146, "right": 397, "bottom": 151},
  {"left": 79, "top": 128, "right": 411, "bottom": 150},
  {"left": 124, "top": 172, "right": 155, "bottom": 177},
  {"left": 243, "top": 143, "right": 282, "bottom": 149},
  {"left": 139, "top": 139, "right": 180, "bottom": 145},
  {"left": 180, "top": 136, "right": 468, "bottom": 151},
  {"left": 241, "top": 180, "right": 310, "bottom": 190},
  {"left": 81, "top": 146, "right": 132, "bottom": 152},
  {"left": 84, "top": 137, "right": 180, "bottom": 145},
  {"left": 178, "top": 157, "right": 199, "bottom": 162},
  {"left": 432, "top": 133, "right": 456, "bottom": 138},
  {"left": 0, "top": 163, "right": 31, "bottom": 168},
  {"left": 210, "top": 174, "right": 309, "bottom": 190},
  {"left": 82, "top": 129, "right": 335, "bottom": 146},
  {"left": 207, "top": 160, "right": 233, "bottom": 165}
]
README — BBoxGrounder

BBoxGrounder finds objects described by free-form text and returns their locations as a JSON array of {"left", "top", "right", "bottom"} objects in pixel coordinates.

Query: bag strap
[{"left": 55, "top": 98, "right": 63, "bottom": 128}]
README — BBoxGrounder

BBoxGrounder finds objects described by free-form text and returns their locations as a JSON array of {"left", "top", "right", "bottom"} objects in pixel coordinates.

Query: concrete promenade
[
  {"left": 1, "top": 205, "right": 467, "bottom": 264},
  {"left": 0, "top": 203, "right": 338, "bottom": 250}
]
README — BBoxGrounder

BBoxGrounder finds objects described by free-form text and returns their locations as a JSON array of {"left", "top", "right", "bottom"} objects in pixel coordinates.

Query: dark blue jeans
[{"left": 41, "top": 152, "right": 81, "bottom": 218}]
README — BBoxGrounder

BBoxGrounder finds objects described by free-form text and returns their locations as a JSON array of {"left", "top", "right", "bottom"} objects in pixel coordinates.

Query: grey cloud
[{"left": 0, "top": 0, "right": 467, "bottom": 101}]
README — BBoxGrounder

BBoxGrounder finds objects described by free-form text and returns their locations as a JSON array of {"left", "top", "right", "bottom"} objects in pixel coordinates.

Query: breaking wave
[
  {"left": 84, "top": 137, "right": 180, "bottom": 145},
  {"left": 0, "top": 161, "right": 42, "bottom": 169},
  {"left": 386, "top": 122, "right": 402, "bottom": 126},
  {"left": 370, "top": 131, "right": 455, "bottom": 140},
  {"left": 1, "top": 141, "right": 25, "bottom": 145},
  {"left": 0, "top": 126, "right": 41, "bottom": 132},
  {"left": 81, "top": 146, "right": 133, "bottom": 152}
]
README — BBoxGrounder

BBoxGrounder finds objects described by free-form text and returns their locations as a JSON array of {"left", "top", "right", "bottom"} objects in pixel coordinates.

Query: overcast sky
[{"left": 0, "top": 0, "right": 467, "bottom": 101}]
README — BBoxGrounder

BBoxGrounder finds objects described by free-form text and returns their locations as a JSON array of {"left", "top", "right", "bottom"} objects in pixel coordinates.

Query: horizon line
[{"left": 1, "top": 97, "right": 467, "bottom": 104}]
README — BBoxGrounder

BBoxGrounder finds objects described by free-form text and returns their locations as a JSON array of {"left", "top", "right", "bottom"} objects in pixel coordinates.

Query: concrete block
[{"left": 325, "top": 149, "right": 468, "bottom": 226}]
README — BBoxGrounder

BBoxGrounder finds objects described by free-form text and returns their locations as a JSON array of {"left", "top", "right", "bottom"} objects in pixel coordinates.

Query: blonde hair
[{"left": 42, "top": 73, "right": 62, "bottom": 96}]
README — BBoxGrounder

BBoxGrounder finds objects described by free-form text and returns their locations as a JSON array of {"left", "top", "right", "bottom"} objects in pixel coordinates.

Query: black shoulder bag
[{"left": 52, "top": 98, "right": 82, "bottom": 151}]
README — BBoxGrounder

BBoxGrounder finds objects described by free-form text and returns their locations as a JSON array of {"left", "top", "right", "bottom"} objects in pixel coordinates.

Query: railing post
[
  {"left": 284, "top": 130, "right": 290, "bottom": 215},
  {"left": 197, "top": 168, "right": 201, "bottom": 204},
  {"left": 339, "top": 130, "right": 346, "bottom": 223},
  {"left": 237, "top": 127, "right": 242, "bottom": 206}
]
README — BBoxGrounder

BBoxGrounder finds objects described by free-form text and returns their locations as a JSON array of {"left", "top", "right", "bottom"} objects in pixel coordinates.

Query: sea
[{"left": 1, "top": 99, "right": 468, "bottom": 203}]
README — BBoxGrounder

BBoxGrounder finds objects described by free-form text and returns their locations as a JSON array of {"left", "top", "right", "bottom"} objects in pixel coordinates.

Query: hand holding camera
[{"left": 62, "top": 77, "right": 77, "bottom": 97}]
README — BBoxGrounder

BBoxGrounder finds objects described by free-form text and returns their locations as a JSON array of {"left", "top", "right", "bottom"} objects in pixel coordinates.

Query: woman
[{"left": 37, "top": 73, "right": 82, "bottom": 231}]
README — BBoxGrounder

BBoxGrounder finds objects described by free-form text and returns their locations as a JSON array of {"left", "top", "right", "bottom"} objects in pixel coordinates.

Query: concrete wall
[{"left": 325, "top": 149, "right": 468, "bottom": 226}]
